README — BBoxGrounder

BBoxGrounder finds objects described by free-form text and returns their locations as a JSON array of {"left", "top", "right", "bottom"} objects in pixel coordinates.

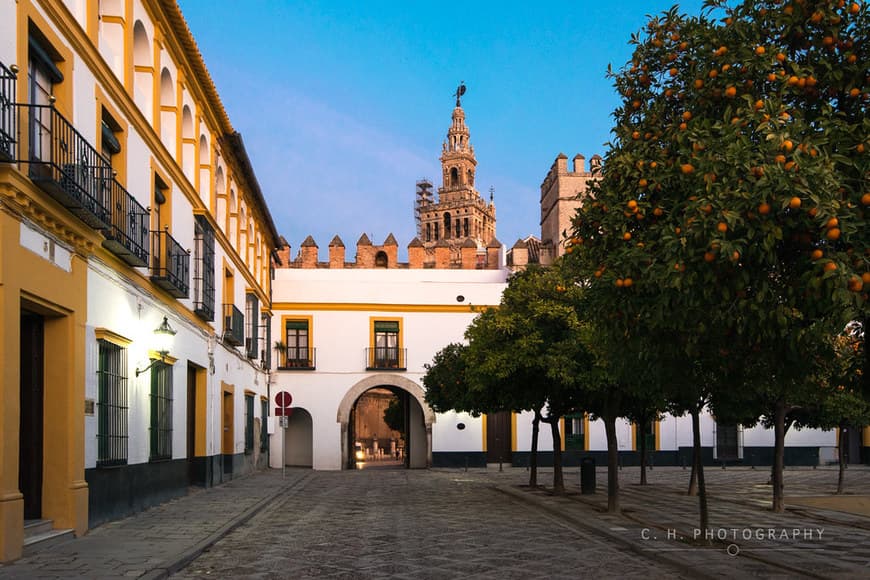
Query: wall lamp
[{"left": 135, "top": 316, "right": 177, "bottom": 376}]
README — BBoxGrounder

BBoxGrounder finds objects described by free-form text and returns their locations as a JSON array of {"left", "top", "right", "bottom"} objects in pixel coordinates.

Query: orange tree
[{"left": 567, "top": 0, "right": 868, "bottom": 514}]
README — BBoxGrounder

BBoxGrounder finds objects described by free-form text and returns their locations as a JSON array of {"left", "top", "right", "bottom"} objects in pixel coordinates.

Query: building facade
[{"left": 0, "top": 0, "right": 278, "bottom": 561}]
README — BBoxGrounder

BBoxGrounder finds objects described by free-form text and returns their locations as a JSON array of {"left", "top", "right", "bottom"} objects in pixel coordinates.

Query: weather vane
[{"left": 454, "top": 81, "right": 466, "bottom": 107}]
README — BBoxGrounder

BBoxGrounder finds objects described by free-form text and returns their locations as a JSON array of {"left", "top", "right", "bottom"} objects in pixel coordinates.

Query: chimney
[
  {"left": 460, "top": 238, "right": 477, "bottom": 270},
  {"left": 300, "top": 236, "right": 318, "bottom": 268},
  {"left": 486, "top": 237, "right": 502, "bottom": 270},
  {"left": 328, "top": 235, "right": 345, "bottom": 268},
  {"left": 275, "top": 236, "right": 291, "bottom": 268},
  {"left": 356, "top": 233, "right": 374, "bottom": 268},
  {"left": 434, "top": 239, "right": 450, "bottom": 269},
  {"left": 590, "top": 154, "right": 602, "bottom": 175},
  {"left": 573, "top": 154, "right": 586, "bottom": 174},
  {"left": 407, "top": 237, "right": 425, "bottom": 269},
  {"left": 510, "top": 238, "right": 529, "bottom": 268}
]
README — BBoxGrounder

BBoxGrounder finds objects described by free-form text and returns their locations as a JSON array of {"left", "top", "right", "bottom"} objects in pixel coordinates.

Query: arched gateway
[{"left": 337, "top": 375, "right": 435, "bottom": 469}]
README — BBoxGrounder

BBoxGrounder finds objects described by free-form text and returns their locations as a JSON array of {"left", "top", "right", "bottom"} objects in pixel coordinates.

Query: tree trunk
[
  {"left": 837, "top": 424, "right": 846, "bottom": 495},
  {"left": 529, "top": 409, "right": 541, "bottom": 488},
  {"left": 639, "top": 422, "right": 648, "bottom": 486},
  {"left": 772, "top": 400, "right": 786, "bottom": 513},
  {"left": 691, "top": 407, "right": 709, "bottom": 533},
  {"left": 550, "top": 416, "right": 565, "bottom": 495},
  {"left": 604, "top": 414, "right": 620, "bottom": 513},
  {"left": 687, "top": 454, "right": 697, "bottom": 496}
]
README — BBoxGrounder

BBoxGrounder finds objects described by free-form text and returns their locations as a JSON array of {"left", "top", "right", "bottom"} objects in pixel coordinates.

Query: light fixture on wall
[{"left": 135, "top": 316, "right": 177, "bottom": 376}]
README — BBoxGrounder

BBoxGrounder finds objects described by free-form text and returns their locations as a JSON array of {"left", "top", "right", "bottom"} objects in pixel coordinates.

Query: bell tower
[{"left": 416, "top": 83, "right": 496, "bottom": 264}]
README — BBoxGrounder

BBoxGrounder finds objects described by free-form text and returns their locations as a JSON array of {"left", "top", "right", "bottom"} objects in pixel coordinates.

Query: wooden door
[
  {"left": 19, "top": 312, "right": 44, "bottom": 520},
  {"left": 486, "top": 411, "right": 512, "bottom": 464}
]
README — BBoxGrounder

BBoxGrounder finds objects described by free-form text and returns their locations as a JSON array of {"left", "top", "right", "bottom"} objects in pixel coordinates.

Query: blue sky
[{"left": 178, "top": 0, "right": 706, "bottom": 259}]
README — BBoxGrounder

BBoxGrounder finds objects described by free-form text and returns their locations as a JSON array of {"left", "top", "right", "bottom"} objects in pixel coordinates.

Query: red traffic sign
[
  {"left": 275, "top": 407, "right": 294, "bottom": 417},
  {"left": 276, "top": 391, "right": 293, "bottom": 407}
]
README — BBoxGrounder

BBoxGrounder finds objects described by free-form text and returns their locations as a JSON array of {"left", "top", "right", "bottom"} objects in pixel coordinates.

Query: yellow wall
[{"left": 0, "top": 198, "right": 89, "bottom": 560}]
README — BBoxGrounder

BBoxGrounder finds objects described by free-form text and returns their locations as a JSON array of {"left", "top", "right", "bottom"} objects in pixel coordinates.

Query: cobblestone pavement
[
  {"left": 0, "top": 469, "right": 311, "bottom": 579},
  {"left": 1, "top": 465, "right": 868, "bottom": 579},
  {"left": 464, "top": 465, "right": 870, "bottom": 578},
  {"left": 173, "top": 469, "right": 799, "bottom": 579}
]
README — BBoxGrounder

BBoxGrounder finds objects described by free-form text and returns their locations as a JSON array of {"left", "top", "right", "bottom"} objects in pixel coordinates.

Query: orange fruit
[
  {"left": 861, "top": 193, "right": 870, "bottom": 205},
  {"left": 776, "top": 52, "right": 786, "bottom": 62},
  {"left": 632, "top": 131, "right": 641, "bottom": 140},
  {"left": 789, "top": 196, "right": 802, "bottom": 209},
  {"left": 849, "top": 3, "right": 860, "bottom": 15},
  {"left": 623, "top": 277, "right": 634, "bottom": 288},
  {"left": 862, "top": 272, "right": 870, "bottom": 284},
  {"left": 755, "top": 46, "right": 766, "bottom": 55},
  {"left": 758, "top": 202, "right": 771, "bottom": 215},
  {"left": 709, "top": 69, "right": 719, "bottom": 78},
  {"left": 615, "top": 279, "right": 624, "bottom": 288},
  {"left": 681, "top": 163, "right": 695, "bottom": 174},
  {"left": 653, "top": 207, "right": 663, "bottom": 217},
  {"left": 826, "top": 227, "right": 841, "bottom": 240},
  {"left": 628, "top": 200, "right": 638, "bottom": 210},
  {"left": 775, "top": 154, "right": 787, "bottom": 164},
  {"left": 731, "top": 251, "right": 740, "bottom": 261},
  {"left": 717, "top": 222, "right": 728, "bottom": 233},
  {"left": 848, "top": 277, "right": 863, "bottom": 292},
  {"left": 755, "top": 99, "right": 765, "bottom": 110},
  {"left": 824, "top": 262, "right": 838, "bottom": 272},
  {"left": 594, "top": 270, "right": 603, "bottom": 278},
  {"left": 808, "top": 207, "right": 818, "bottom": 217},
  {"left": 725, "top": 86, "right": 737, "bottom": 97},
  {"left": 782, "top": 139, "right": 794, "bottom": 152},
  {"left": 694, "top": 79, "right": 704, "bottom": 89},
  {"left": 811, "top": 249, "right": 824, "bottom": 260},
  {"left": 623, "top": 232, "right": 632, "bottom": 241},
  {"left": 767, "top": 73, "right": 777, "bottom": 82},
  {"left": 826, "top": 217, "right": 839, "bottom": 228},
  {"left": 702, "top": 203, "right": 713, "bottom": 214},
  {"left": 638, "top": 178, "right": 648, "bottom": 188},
  {"left": 704, "top": 251, "right": 716, "bottom": 262},
  {"left": 675, "top": 227, "right": 682, "bottom": 235},
  {"left": 858, "top": 143, "right": 866, "bottom": 153},
  {"left": 682, "top": 111, "right": 693, "bottom": 121}
]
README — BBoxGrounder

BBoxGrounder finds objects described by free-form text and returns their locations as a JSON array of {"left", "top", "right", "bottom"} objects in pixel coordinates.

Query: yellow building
[{"left": 0, "top": 0, "right": 279, "bottom": 561}]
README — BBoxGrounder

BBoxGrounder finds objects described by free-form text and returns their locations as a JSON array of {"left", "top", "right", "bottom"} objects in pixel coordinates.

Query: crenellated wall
[
  {"left": 276, "top": 233, "right": 504, "bottom": 270},
  {"left": 539, "top": 153, "right": 601, "bottom": 259}
]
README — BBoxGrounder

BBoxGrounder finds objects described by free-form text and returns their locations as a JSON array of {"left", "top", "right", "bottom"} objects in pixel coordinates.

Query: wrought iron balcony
[
  {"left": 365, "top": 347, "right": 407, "bottom": 371},
  {"left": 102, "top": 178, "right": 149, "bottom": 267},
  {"left": 278, "top": 347, "right": 316, "bottom": 370},
  {"left": 150, "top": 228, "right": 189, "bottom": 298},
  {"left": 25, "top": 103, "right": 113, "bottom": 230},
  {"left": 0, "top": 62, "right": 16, "bottom": 162},
  {"left": 222, "top": 303, "right": 244, "bottom": 346}
]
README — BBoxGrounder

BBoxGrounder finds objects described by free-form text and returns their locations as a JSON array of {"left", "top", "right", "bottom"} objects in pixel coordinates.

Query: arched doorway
[
  {"left": 337, "top": 375, "right": 434, "bottom": 469},
  {"left": 284, "top": 407, "right": 313, "bottom": 467}
]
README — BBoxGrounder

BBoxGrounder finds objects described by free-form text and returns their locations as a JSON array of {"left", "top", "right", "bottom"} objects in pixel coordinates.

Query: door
[
  {"left": 187, "top": 365, "right": 196, "bottom": 483},
  {"left": 486, "top": 411, "right": 512, "bottom": 464},
  {"left": 222, "top": 390, "right": 234, "bottom": 474},
  {"left": 716, "top": 424, "right": 739, "bottom": 462},
  {"left": 19, "top": 312, "right": 45, "bottom": 520}
]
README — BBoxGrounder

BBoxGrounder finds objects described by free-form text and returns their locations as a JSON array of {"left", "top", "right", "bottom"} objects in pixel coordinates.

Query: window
[
  {"left": 455, "top": 220, "right": 461, "bottom": 238},
  {"left": 149, "top": 361, "right": 173, "bottom": 461},
  {"left": 245, "top": 293, "right": 258, "bottom": 359},
  {"left": 444, "top": 213, "right": 451, "bottom": 239},
  {"left": 100, "top": 109, "right": 122, "bottom": 170},
  {"left": 463, "top": 218, "right": 469, "bottom": 237},
  {"left": 375, "top": 251, "right": 388, "bottom": 268},
  {"left": 261, "top": 313, "right": 271, "bottom": 369},
  {"left": 565, "top": 413, "right": 585, "bottom": 451},
  {"left": 28, "top": 34, "right": 62, "bottom": 163},
  {"left": 97, "top": 339, "right": 128, "bottom": 466},
  {"left": 193, "top": 216, "right": 215, "bottom": 321},
  {"left": 285, "top": 319, "right": 311, "bottom": 367},
  {"left": 244, "top": 393, "right": 254, "bottom": 453},
  {"left": 373, "top": 320, "right": 401, "bottom": 368},
  {"left": 426, "top": 223, "right": 431, "bottom": 242},
  {"left": 434, "top": 223, "right": 439, "bottom": 241}
]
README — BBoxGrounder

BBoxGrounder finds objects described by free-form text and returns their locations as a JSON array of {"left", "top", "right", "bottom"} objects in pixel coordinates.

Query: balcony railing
[
  {"left": 0, "top": 62, "right": 17, "bottom": 162},
  {"left": 150, "top": 228, "right": 189, "bottom": 298},
  {"left": 222, "top": 304, "right": 244, "bottom": 346},
  {"left": 278, "top": 347, "right": 316, "bottom": 370},
  {"left": 365, "top": 347, "right": 407, "bottom": 371},
  {"left": 102, "top": 178, "right": 149, "bottom": 267},
  {"left": 25, "top": 103, "right": 113, "bottom": 230}
]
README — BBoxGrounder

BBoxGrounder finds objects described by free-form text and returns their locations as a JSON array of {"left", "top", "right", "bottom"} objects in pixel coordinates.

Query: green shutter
[
  {"left": 285, "top": 320, "right": 308, "bottom": 330},
  {"left": 374, "top": 321, "right": 399, "bottom": 332}
]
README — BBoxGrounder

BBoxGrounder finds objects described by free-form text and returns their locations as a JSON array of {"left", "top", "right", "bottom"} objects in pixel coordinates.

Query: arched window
[
  {"left": 159, "top": 68, "right": 175, "bottom": 150},
  {"left": 133, "top": 21, "right": 153, "bottom": 120},
  {"left": 450, "top": 167, "right": 458, "bottom": 187},
  {"left": 467, "top": 169, "right": 474, "bottom": 186},
  {"left": 443, "top": 213, "right": 451, "bottom": 239},
  {"left": 375, "top": 251, "right": 388, "bottom": 268}
]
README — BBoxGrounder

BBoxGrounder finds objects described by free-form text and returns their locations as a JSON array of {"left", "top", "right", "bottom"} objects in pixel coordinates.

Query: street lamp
[{"left": 135, "top": 316, "right": 177, "bottom": 376}]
